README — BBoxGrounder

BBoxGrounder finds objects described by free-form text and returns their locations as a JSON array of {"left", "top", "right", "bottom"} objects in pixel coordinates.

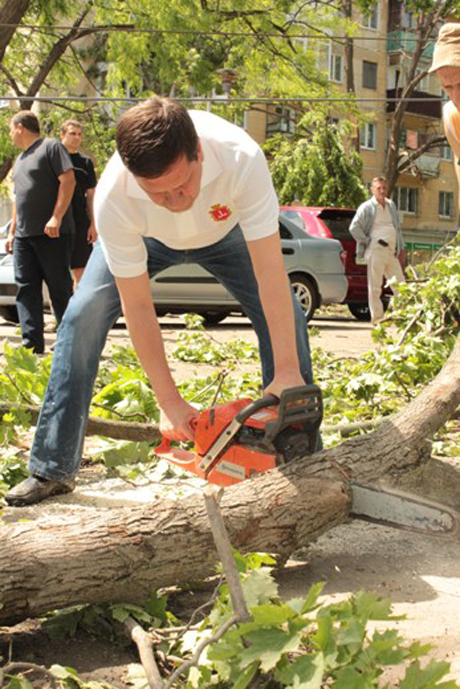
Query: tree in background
[
  {"left": 266, "top": 111, "right": 368, "bottom": 208},
  {"left": 0, "top": 0, "right": 356, "bottom": 183},
  {"left": 381, "top": 0, "right": 457, "bottom": 194}
]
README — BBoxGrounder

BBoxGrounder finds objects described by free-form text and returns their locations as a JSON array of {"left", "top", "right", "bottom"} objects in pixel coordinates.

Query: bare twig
[
  {"left": 2, "top": 662, "right": 58, "bottom": 687},
  {"left": 91, "top": 402, "right": 150, "bottom": 423},
  {"left": 124, "top": 615, "right": 164, "bottom": 689},
  {"left": 396, "top": 306, "right": 425, "bottom": 347},
  {"left": 3, "top": 373, "right": 34, "bottom": 405},
  {"left": 322, "top": 418, "right": 382, "bottom": 436},
  {"left": 163, "top": 613, "right": 239, "bottom": 689},
  {"left": 393, "top": 371, "right": 413, "bottom": 401},
  {"left": 0, "top": 402, "right": 161, "bottom": 443},
  {"left": 166, "top": 574, "right": 225, "bottom": 655},
  {"left": 210, "top": 371, "right": 228, "bottom": 407},
  {"left": 425, "top": 232, "right": 459, "bottom": 272},
  {"left": 188, "top": 371, "right": 228, "bottom": 404},
  {"left": 203, "top": 484, "right": 250, "bottom": 622}
]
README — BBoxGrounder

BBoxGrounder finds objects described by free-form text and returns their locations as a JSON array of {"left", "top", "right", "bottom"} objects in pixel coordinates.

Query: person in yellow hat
[{"left": 429, "top": 22, "right": 460, "bottom": 199}]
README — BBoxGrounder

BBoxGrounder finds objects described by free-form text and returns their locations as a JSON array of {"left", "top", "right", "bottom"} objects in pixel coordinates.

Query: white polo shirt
[{"left": 95, "top": 110, "right": 279, "bottom": 278}]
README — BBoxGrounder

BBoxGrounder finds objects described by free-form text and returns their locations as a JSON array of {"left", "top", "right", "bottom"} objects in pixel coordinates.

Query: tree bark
[
  {"left": 0, "top": 0, "right": 31, "bottom": 64},
  {"left": 0, "top": 337, "right": 459, "bottom": 626},
  {"left": 0, "top": 402, "right": 161, "bottom": 443}
]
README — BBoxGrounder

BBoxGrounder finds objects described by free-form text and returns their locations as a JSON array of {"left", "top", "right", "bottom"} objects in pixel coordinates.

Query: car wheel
[
  {"left": 0, "top": 305, "right": 19, "bottom": 323},
  {"left": 202, "top": 311, "right": 228, "bottom": 326},
  {"left": 348, "top": 303, "right": 371, "bottom": 321},
  {"left": 348, "top": 299, "right": 389, "bottom": 322},
  {"left": 290, "top": 274, "right": 318, "bottom": 321}
]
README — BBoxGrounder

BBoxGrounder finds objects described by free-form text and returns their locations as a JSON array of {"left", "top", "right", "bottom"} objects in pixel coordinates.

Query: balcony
[
  {"left": 387, "top": 30, "right": 434, "bottom": 59},
  {"left": 386, "top": 88, "right": 443, "bottom": 119}
]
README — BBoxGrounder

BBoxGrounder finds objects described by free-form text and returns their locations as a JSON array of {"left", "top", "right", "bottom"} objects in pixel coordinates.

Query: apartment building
[{"left": 244, "top": 0, "right": 459, "bottom": 262}]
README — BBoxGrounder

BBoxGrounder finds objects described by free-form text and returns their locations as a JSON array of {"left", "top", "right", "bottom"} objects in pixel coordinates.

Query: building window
[
  {"left": 266, "top": 106, "right": 296, "bottom": 136},
  {"left": 402, "top": 10, "right": 413, "bottom": 29},
  {"left": 362, "top": 4, "right": 378, "bottom": 29},
  {"left": 362, "top": 61, "right": 378, "bottom": 89},
  {"left": 439, "top": 191, "right": 454, "bottom": 218},
  {"left": 360, "top": 123, "right": 376, "bottom": 149},
  {"left": 440, "top": 144, "right": 453, "bottom": 161},
  {"left": 399, "top": 129, "right": 418, "bottom": 149},
  {"left": 329, "top": 53, "right": 343, "bottom": 83},
  {"left": 394, "top": 186, "right": 418, "bottom": 214}
]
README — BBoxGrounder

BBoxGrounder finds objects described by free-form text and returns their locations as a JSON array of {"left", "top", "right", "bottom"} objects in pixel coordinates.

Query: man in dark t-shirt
[
  {"left": 60, "top": 119, "right": 98, "bottom": 286},
  {"left": 6, "top": 111, "right": 75, "bottom": 353}
]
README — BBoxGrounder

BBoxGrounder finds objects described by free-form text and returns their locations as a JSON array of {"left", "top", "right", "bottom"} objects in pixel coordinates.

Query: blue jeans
[{"left": 29, "top": 226, "right": 314, "bottom": 479}]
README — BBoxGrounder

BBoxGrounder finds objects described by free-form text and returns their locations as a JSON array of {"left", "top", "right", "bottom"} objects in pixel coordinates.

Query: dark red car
[{"left": 280, "top": 206, "right": 404, "bottom": 320}]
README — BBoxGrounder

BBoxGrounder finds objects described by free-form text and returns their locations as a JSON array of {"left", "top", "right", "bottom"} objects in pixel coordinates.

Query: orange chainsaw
[
  {"left": 154, "top": 385, "right": 323, "bottom": 487},
  {"left": 154, "top": 385, "right": 460, "bottom": 538}
]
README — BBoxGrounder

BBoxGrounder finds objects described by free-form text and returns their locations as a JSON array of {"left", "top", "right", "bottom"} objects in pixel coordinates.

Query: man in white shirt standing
[
  {"left": 6, "top": 96, "right": 316, "bottom": 507},
  {"left": 349, "top": 176, "right": 405, "bottom": 325}
]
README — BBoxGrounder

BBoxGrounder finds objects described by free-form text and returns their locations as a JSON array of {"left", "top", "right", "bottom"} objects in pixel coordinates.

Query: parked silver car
[
  {"left": 0, "top": 238, "right": 21, "bottom": 323},
  {"left": 0, "top": 216, "right": 348, "bottom": 324}
]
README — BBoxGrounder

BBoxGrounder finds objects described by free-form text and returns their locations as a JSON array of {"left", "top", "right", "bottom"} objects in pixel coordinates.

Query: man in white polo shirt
[
  {"left": 6, "top": 97, "right": 316, "bottom": 506},
  {"left": 349, "top": 176, "right": 405, "bottom": 324}
]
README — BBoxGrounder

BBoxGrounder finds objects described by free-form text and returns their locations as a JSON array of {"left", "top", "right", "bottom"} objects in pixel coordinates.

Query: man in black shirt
[
  {"left": 6, "top": 111, "right": 75, "bottom": 353},
  {"left": 60, "top": 119, "right": 97, "bottom": 286}
]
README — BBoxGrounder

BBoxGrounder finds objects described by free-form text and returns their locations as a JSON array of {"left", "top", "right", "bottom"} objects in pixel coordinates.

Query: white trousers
[{"left": 366, "top": 241, "right": 405, "bottom": 322}]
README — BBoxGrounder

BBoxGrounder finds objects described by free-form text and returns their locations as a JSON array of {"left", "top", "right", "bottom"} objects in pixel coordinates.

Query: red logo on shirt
[{"left": 209, "top": 204, "right": 232, "bottom": 222}]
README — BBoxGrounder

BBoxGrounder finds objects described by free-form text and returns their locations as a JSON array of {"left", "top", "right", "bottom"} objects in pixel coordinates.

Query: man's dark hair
[
  {"left": 116, "top": 97, "right": 199, "bottom": 177},
  {"left": 60, "top": 119, "right": 83, "bottom": 135},
  {"left": 12, "top": 111, "right": 40, "bottom": 135}
]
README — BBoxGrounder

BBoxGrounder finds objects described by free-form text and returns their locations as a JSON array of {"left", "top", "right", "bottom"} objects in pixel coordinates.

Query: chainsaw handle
[
  {"left": 155, "top": 417, "right": 198, "bottom": 452},
  {"left": 234, "top": 394, "right": 280, "bottom": 425}
]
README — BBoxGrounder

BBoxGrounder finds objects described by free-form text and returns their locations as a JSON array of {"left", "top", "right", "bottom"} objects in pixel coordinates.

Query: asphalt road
[{"left": 0, "top": 308, "right": 376, "bottom": 362}]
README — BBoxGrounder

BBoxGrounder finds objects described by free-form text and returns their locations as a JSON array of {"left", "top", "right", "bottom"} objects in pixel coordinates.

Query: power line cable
[
  {"left": 0, "top": 22, "right": 438, "bottom": 41},
  {"left": 0, "top": 95, "right": 446, "bottom": 103}
]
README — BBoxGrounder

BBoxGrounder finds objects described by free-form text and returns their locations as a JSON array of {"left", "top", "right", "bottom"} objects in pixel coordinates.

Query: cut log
[{"left": 0, "top": 337, "right": 459, "bottom": 626}]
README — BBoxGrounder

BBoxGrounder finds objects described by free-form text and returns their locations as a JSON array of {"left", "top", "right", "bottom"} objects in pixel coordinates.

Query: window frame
[
  {"left": 439, "top": 190, "right": 454, "bottom": 219},
  {"left": 362, "top": 60, "right": 378, "bottom": 90},
  {"left": 360, "top": 122, "right": 376, "bottom": 150},
  {"left": 394, "top": 186, "right": 418, "bottom": 215},
  {"left": 329, "top": 52, "right": 343, "bottom": 83},
  {"left": 361, "top": 3, "right": 378, "bottom": 30}
]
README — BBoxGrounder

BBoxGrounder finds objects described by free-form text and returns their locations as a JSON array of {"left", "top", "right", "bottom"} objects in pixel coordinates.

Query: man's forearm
[
  {"left": 52, "top": 172, "right": 75, "bottom": 223},
  {"left": 259, "top": 270, "right": 299, "bottom": 372}
]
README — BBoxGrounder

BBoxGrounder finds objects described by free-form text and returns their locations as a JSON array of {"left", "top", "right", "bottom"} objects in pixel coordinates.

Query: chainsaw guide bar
[{"left": 154, "top": 385, "right": 459, "bottom": 539}]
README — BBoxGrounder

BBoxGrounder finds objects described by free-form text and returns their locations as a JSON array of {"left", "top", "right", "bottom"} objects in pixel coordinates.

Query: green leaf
[
  {"left": 274, "top": 652, "right": 325, "bottom": 688},
  {"left": 232, "top": 661, "right": 258, "bottom": 689},
  {"left": 332, "top": 665, "right": 375, "bottom": 689},
  {"left": 5, "top": 677, "right": 34, "bottom": 689},
  {"left": 250, "top": 602, "right": 297, "bottom": 626},
  {"left": 300, "top": 582, "right": 325, "bottom": 613},
  {"left": 400, "top": 659, "right": 458, "bottom": 688},
  {"left": 239, "top": 627, "right": 302, "bottom": 672},
  {"left": 241, "top": 567, "right": 278, "bottom": 607}
]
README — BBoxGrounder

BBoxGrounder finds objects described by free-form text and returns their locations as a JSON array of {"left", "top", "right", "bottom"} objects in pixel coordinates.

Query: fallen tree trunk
[{"left": 0, "top": 337, "right": 459, "bottom": 626}]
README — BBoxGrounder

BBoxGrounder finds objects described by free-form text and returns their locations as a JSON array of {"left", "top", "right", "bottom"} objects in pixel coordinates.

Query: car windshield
[{"left": 317, "top": 209, "right": 355, "bottom": 241}]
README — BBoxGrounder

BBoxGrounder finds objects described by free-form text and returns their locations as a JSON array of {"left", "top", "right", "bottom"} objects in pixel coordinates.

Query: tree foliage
[
  {"left": 383, "top": 0, "right": 459, "bottom": 192},
  {"left": 266, "top": 111, "right": 368, "bottom": 208},
  {"left": 0, "top": 0, "right": 363, "bottom": 182}
]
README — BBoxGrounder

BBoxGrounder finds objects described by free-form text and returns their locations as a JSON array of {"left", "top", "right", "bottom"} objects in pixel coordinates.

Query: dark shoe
[{"left": 4, "top": 476, "right": 76, "bottom": 507}]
